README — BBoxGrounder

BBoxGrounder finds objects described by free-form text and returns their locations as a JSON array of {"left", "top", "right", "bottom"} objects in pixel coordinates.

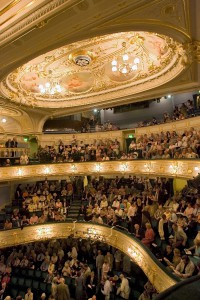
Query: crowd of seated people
[
  {"left": 137, "top": 99, "right": 195, "bottom": 127},
  {"left": 0, "top": 236, "right": 140, "bottom": 300},
  {"left": 0, "top": 137, "right": 30, "bottom": 167},
  {"left": 127, "top": 127, "right": 200, "bottom": 159},
  {"left": 81, "top": 115, "right": 120, "bottom": 133},
  {"left": 37, "top": 138, "right": 121, "bottom": 163},
  {"left": 3, "top": 180, "right": 74, "bottom": 230},
  {"left": 1, "top": 174, "right": 200, "bottom": 299},
  {"left": 37, "top": 126, "right": 200, "bottom": 163},
  {"left": 78, "top": 175, "right": 200, "bottom": 280},
  {"left": 1, "top": 109, "right": 200, "bottom": 166}
]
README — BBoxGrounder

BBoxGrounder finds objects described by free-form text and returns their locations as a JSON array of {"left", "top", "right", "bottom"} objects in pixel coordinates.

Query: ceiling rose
[{"left": 0, "top": 31, "right": 188, "bottom": 108}]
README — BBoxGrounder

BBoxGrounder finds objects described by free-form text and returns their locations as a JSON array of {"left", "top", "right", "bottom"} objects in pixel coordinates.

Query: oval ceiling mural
[{"left": 0, "top": 31, "right": 187, "bottom": 108}]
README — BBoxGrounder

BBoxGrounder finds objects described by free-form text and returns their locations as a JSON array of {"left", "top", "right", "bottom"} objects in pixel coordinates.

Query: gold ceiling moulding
[
  {"left": 0, "top": 0, "right": 36, "bottom": 27},
  {"left": 0, "top": 0, "right": 21, "bottom": 16}
]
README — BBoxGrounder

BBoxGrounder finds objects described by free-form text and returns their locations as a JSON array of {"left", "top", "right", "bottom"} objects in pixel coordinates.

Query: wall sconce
[
  {"left": 144, "top": 162, "right": 152, "bottom": 172},
  {"left": 169, "top": 163, "right": 179, "bottom": 174},
  {"left": 71, "top": 164, "right": 77, "bottom": 172},
  {"left": 120, "top": 163, "right": 128, "bottom": 172},
  {"left": 88, "top": 228, "right": 97, "bottom": 235},
  {"left": 17, "top": 168, "right": 23, "bottom": 177},
  {"left": 95, "top": 163, "right": 102, "bottom": 172},
  {"left": 127, "top": 247, "right": 137, "bottom": 258},
  {"left": 36, "top": 226, "right": 53, "bottom": 239},
  {"left": 44, "top": 167, "right": 50, "bottom": 175}
]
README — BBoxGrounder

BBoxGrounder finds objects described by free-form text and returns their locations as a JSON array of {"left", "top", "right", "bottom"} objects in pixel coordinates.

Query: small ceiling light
[
  {"left": 2, "top": 118, "right": 6, "bottom": 123},
  {"left": 167, "top": 94, "right": 172, "bottom": 98},
  {"left": 93, "top": 109, "right": 98, "bottom": 113}
]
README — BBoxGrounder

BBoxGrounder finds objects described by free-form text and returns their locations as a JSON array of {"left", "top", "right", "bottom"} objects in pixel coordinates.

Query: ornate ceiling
[
  {"left": 0, "top": 31, "right": 186, "bottom": 108},
  {"left": 0, "top": 0, "right": 199, "bottom": 133}
]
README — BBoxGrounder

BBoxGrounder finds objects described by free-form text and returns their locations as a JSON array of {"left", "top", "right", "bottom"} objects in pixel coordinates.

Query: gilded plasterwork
[
  {"left": 0, "top": 31, "right": 187, "bottom": 108},
  {"left": 0, "top": 160, "right": 199, "bottom": 183},
  {"left": 0, "top": 222, "right": 178, "bottom": 292}
]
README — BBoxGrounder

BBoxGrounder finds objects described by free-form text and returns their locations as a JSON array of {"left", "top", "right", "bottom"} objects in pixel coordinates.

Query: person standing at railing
[
  {"left": 5, "top": 139, "right": 12, "bottom": 148},
  {"left": 11, "top": 137, "right": 18, "bottom": 157}
]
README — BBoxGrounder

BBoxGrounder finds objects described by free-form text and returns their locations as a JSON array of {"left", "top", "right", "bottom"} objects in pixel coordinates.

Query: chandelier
[
  {"left": 38, "top": 80, "right": 63, "bottom": 95},
  {"left": 111, "top": 42, "right": 140, "bottom": 74}
]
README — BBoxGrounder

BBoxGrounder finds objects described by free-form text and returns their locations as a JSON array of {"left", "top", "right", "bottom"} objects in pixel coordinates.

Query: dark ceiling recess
[{"left": 113, "top": 99, "right": 154, "bottom": 113}]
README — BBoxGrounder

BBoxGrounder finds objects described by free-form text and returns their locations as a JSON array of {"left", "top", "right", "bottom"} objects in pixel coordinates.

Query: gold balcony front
[
  {"left": 0, "top": 222, "right": 178, "bottom": 293},
  {"left": 0, "top": 160, "right": 199, "bottom": 182}
]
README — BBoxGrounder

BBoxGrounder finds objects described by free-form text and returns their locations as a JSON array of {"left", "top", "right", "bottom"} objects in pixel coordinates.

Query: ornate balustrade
[
  {"left": 0, "top": 222, "right": 178, "bottom": 292},
  {"left": 0, "top": 159, "right": 199, "bottom": 182},
  {"left": 0, "top": 147, "right": 29, "bottom": 158}
]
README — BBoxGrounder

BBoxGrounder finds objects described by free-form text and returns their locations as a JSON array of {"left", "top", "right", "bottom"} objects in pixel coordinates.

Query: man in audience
[
  {"left": 117, "top": 273, "right": 130, "bottom": 300},
  {"left": 57, "top": 278, "right": 70, "bottom": 300},
  {"left": 25, "top": 288, "right": 33, "bottom": 300}
]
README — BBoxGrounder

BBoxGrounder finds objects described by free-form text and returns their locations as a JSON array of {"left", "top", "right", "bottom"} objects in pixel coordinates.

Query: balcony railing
[
  {"left": 0, "top": 160, "right": 199, "bottom": 182},
  {"left": 0, "top": 221, "right": 179, "bottom": 293}
]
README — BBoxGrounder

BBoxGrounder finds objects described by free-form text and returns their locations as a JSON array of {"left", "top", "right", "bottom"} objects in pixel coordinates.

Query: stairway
[{"left": 66, "top": 197, "right": 82, "bottom": 221}]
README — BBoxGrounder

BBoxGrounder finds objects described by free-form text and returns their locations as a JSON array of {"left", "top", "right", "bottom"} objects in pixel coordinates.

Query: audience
[
  {"left": 0, "top": 145, "right": 200, "bottom": 299},
  {"left": 137, "top": 99, "right": 195, "bottom": 128}
]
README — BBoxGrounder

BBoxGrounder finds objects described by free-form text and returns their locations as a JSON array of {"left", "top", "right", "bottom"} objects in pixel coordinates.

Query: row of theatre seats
[{"left": 7, "top": 264, "right": 144, "bottom": 300}]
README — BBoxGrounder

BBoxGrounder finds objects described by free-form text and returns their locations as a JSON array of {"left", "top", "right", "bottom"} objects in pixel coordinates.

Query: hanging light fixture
[
  {"left": 111, "top": 42, "right": 140, "bottom": 75},
  {"left": 38, "top": 80, "right": 63, "bottom": 95}
]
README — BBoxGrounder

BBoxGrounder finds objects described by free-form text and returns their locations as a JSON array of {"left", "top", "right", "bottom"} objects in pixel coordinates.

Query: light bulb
[
  {"left": 112, "top": 66, "right": 117, "bottom": 72},
  {"left": 122, "top": 54, "right": 129, "bottom": 61},
  {"left": 39, "top": 84, "right": 43, "bottom": 89},
  {"left": 111, "top": 60, "right": 117, "bottom": 66},
  {"left": 2, "top": 118, "right": 6, "bottom": 123},
  {"left": 132, "top": 65, "right": 138, "bottom": 71},
  {"left": 134, "top": 57, "right": 140, "bottom": 64},
  {"left": 122, "top": 67, "right": 127, "bottom": 74},
  {"left": 45, "top": 82, "right": 50, "bottom": 88}
]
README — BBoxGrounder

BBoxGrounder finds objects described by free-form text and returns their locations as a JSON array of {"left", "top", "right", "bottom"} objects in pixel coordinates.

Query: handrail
[
  {"left": 0, "top": 221, "right": 179, "bottom": 292},
  {"left": 0, "top": 159, "right": 199, "bottom": 182},
  {"left": 0, "top": 147, "right": 30, "bottom": 158}
]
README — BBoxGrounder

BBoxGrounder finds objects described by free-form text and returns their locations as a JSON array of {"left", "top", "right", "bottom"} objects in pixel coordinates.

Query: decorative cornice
[
  {"left": 182, "top": 40, "right": 200, "bottom": 63},
  {"left": 0, "top": 0, "right": 82, "bottom": 46},
  {"left": 0, "top": 222, "right": 178, "bottom": 292}
]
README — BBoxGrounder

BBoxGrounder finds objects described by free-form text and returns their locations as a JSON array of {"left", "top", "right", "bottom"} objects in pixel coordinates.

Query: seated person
[
  {"left": 29, "top": 213, "right": 39, "bottom": 225},
  {"left": 141, "top": 223, "right": 155, "bottom": 248},
  {"left": 4, "top": 159, "right": 11, "bottom": 167},
  {"left": 4, "top": 219, "right": 12, "bottom": 230},
  {"left": 20, "top": 151, "right": 29, "bottom": 165},
  {"left": 172, "top": 255, "right": 195, "bottom": 279}
]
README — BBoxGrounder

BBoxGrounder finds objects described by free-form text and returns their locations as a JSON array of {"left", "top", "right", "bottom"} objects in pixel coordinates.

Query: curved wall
[
  {"left": 37, "top": 116, "right": 200, "bottom": 147},
  {"left": 0, "top": 222, "right": 178, "bottom": 293}
]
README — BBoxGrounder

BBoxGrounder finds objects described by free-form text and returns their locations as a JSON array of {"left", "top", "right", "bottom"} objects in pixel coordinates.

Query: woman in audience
[
  {"left": 141, "top": 223, "right": 155, "bottom": 248},
  {"left": 164, "top": 248, "right": 181, "bottom": 269},
  {"left": 4, "top": 220, "right": 12, "bottom": 230}
]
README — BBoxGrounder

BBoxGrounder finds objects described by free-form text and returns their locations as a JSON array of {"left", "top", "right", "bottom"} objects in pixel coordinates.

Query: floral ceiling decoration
[{"left": 0, "top": 31, "right": 188, "bottom": 108}]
